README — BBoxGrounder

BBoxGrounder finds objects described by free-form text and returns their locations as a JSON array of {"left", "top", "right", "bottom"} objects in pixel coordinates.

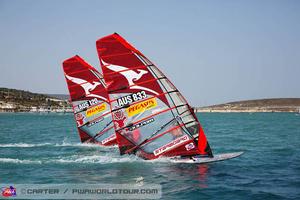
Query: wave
[
  {"left": 0, "top": 142, "right": 116, "bottom": 148},
  {"left": 54, "top": 142, "right": 102, "bottom": 148},
  {"left": 56, "top": 142, "right": 119, "bottom": 149},
  {"left": 0, "top": 155, "right": 139, "bottom": 165},
  {"left": 0, "top": 154, "right": 171, "bottom": 165},
  {"left": 0, "top": 158, "right": 42, "bottom": 164},
  {"left": 0, "top": 143, "right": 52, "bottom": 148},
  {"left": 53, "top": 155, "right": 141, "bottom": 164}
]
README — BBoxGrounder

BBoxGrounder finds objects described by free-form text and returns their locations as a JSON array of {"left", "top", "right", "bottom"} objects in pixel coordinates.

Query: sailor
[
  {"left": 170, "top": 127, "right": 184, "bottom": 139},
  {"left": 131, "top": 129, "right": 141, "bottom": 143}
]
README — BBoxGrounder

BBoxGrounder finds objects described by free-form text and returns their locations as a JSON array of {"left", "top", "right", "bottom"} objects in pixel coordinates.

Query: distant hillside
[
  {"left": 0, "top": 88, "right": 70, "bottom": 112},
  {"left": 195, "top": 98, "right": 300, "bottom": 113},
  {"left": 2, "top": 87, "right": 300, "bottom": 113},
  {"left": 46, "top": 94, "right": 69, "bottom": 100}
]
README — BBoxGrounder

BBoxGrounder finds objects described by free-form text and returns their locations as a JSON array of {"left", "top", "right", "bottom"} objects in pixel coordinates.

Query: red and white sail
[
  {"left": 96, "top": 33, "right": 213, "bottom": 159},
  {"left": 62, "top": 55, "right": 116, "bottom": 146}
]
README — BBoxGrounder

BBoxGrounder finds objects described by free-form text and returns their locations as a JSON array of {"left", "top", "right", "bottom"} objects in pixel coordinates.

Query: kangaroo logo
[
  {"left": 101, "top": 60, "right": 158, "bottom": 95},
  {"left": 65, "top": 72, "right": 107, "bottom": 101}
]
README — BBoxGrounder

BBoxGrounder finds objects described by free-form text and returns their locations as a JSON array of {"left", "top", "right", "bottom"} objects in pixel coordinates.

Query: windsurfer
[
  {"left": 170, "top": 126, "right": 184, "bottom": 139},
  {"left": 131, "top": 129, "right": 141, "bottom": 143},
  {"left": 96, "top": 33, "right": 213, "bottom": 159}
]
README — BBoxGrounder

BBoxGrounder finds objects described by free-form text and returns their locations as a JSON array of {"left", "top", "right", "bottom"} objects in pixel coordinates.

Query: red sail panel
[
  {"left": 62, "top": 55, "right": 116, "bottom": 146},
  {"left": 96, "top": 33, "right": 213, "bottom": 159}
]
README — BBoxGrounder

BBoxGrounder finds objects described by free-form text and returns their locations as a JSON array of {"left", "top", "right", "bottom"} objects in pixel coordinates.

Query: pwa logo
[{"left": 1, "top": 186, "right": 16, "bottom": 197}]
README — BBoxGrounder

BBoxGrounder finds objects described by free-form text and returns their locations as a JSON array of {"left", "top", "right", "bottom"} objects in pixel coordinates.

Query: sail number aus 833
[{"left": 117, "top": 91, "right": 147, "bottom": 107}]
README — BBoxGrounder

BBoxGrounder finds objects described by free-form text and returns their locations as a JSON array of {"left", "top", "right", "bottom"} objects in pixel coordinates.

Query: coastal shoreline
[
  {"left": 194, "top": 98, "right": 300, "bottom": 113},
  {"left": 0, "top": 110, "right": 73, "bottom": 113},
  {"left": 1, "top": 88, "right": 300, "bottom": 114},
  {"left": 195, "top": 109, "right": 298, "bottom": 113}
]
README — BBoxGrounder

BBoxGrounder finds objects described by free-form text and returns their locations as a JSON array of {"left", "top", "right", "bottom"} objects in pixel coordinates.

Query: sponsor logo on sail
[
  {"left": 153, "top": 135, "right": 189, "bottom": 156},
  {"left": 185, "top": 142, "right": 195, "bottom": 151},
  {"left": 128, "top": 118, "right": 155, "bottom": 131},
  {"left": 101, "top": 60, "right": 159, "bottom": 95},
  {"left": 126, "top": 98, "right": 157, "bottom": 117},
  {"left": 101, "top": 134, "right": 117, "bottom": 145},
  {"left": 65, "top": 72, "right": 107, "bottom": 101},
  {"left": 87, "top": 117, "right": 104, "bottom": 127},
  {"left": 113, "top": 110, "right": 127, "bottom": 129},
  {"left": 75, "top": 113, "right": 85, "bottom": 127},
  {"left": 86, "top": 103, "right": 106, "bottom": 117}
]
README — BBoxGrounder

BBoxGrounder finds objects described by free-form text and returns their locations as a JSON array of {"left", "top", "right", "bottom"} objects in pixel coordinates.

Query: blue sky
[{"left": 0, "top": 0, "right": 299, "bottom": 106}]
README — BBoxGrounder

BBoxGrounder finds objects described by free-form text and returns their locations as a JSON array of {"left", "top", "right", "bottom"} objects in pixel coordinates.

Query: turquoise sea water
[{"left": 0, "top": 113, "right": 299, "bottom": 199}]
